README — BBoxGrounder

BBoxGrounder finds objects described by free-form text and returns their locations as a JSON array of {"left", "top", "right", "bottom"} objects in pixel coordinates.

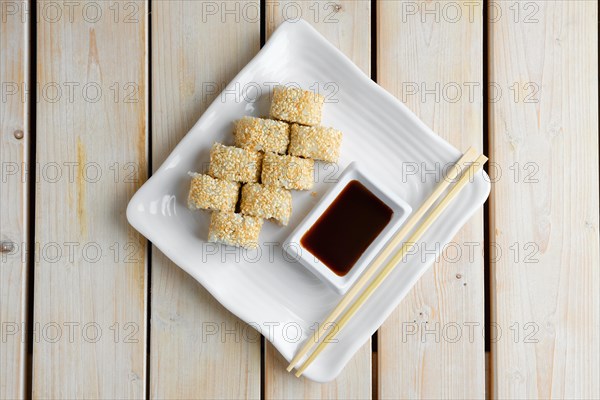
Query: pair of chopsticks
[{"left": 287, "top": 147, "right": 487, "bottom": 377}]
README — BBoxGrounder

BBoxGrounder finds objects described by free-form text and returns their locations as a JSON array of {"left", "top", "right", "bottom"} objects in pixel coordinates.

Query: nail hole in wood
[{"left": 1, "top": 241, "right": 15, "bottom": 253}]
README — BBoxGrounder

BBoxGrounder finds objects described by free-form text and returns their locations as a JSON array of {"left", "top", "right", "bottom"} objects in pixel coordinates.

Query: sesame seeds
[
  {"left": 240, "top": 183, "right": 293, "bottom": 226},
  {"left": 270, "top": 86, "right": 324, "bottom": 126},
  {"left": 234, "top": 116, "right": 290, "bottom": 154},
  {"left": 188, "top": 173, "right": 240, "bottom": 212},
  {"left": 288, "top": 124, "right": 343, "bottom": 163},
  {"left": 208, "top": 212, "right": 263, "bottom": 249},
  {"left": 188, "top": 86, "right": 342, "bottom": 249},
  {"left": 208, "top": 143, "right": 263, "bottom": 183},
  {"left": 261, "top": 152, "right": 315, "bottom": 190}
]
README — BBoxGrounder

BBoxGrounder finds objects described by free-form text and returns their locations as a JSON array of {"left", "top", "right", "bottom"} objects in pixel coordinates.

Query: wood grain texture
[
  {"left": 489, "top": 1, "right": 599, "bottom": 398},
  {"left": 149, "top": 2, "right": 261, "bottom": 398},
  {"left": 377, "top": 1, "right": 485, "bottom": 398},
  {"left": 265, "top": 2, "right": 372, "bottom": 398},
  {"left": 33, "top": 1, "right": 148, "bottom": 398},
  {"left": 0, "top": 1, "right": 29, "bottom": 398},
  {"left": 266, "top": 0, "right": 371, "bottom": 76}
]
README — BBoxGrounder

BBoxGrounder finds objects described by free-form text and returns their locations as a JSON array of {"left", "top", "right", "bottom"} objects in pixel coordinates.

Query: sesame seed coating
[
  {"left": 288, "top": 124, "right": 343, "bottom": 163},
  {"left": 270, "top": 86, "right": 324, "bottom": 126},
  {"left": 234, "top": 116, "right": 290, "bottom": 154},
  {"left": 208, "top": 142, "right": 263, "bottom": 183},
  {"left": 261, "top": 152, "right": 315, "bottom": 190},
  {"left": 208, "top": 211, "right": 263, "bottom": 249},
  {"left": 240, "top": 183, "right": 293, "bottom": 226},
  {"left": 187, "top": 173, "right": 240, "bottom": 212}
]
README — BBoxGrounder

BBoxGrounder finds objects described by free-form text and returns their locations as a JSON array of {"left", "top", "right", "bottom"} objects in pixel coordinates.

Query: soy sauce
[{"left": 301, "top": 180, "right": 393, "bottom": 276}]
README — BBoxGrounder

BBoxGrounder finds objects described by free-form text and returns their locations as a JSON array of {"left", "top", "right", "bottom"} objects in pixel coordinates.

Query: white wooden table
[{"left": 1, "top": 1, "right": 598, "bottom": 398}]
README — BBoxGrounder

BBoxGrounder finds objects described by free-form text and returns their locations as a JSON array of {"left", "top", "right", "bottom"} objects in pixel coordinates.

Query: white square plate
[{"left": 127, "top": 20, "right": 490, "bottom": 382}]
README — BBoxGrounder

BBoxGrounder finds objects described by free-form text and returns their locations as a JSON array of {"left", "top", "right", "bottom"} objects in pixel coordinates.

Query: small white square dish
[
  {"left": 127, "top": 19, "right": 490, "bottom": 382},
  {"left": 283, "top": 162, "right": 412, "bottom": 294}
]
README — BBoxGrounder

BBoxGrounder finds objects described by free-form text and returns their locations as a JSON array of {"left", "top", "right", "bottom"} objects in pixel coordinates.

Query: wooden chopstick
[
  {"left": 287, "top": 147, "right": 478, "bottom": 373},
  {"left": 293, "top": 152, "right": 488, "bottom": 377}
]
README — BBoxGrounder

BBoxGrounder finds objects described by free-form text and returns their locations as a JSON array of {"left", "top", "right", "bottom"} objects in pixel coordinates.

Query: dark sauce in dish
[{"left": 301, "top": 180, "right": 393, "bottom": 276}]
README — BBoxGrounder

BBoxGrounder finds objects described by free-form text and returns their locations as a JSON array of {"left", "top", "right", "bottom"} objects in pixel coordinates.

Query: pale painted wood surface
[
  {"left": 2, "top": 0, "right": 598, "bottom": 398},
  {"left": 0, "top": 1, "right": 29, "bottom": 398},
  {"left": 377, "top": 1, "right": 485, "bottom": 398},
  {"left": 264, "top": 2, "right": 372, "bottom": 399},
  {"left": 33, "top": 2, "right": 148, "bottom": 398},
  {"left": 149, "top": 1, "right": 261, "bottom": 398},
  {"left": 489, "top": 1, "right": 599, "bottom": 398}
]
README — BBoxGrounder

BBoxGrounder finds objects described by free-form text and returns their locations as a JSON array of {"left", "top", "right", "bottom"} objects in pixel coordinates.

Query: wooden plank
[
  {"left": 377, "top": 1, "right": 485, "bottom": 398},
  {"left": 489, "top": 1, "right": 599, "bottom": 398},
  {"left": 149, "top": 2, "right": 261, "bottom": 398},
  {"left": 33, "top": 1, "right": 148, "bottom": 397},
  {"left": 264, "top": 2, "right": 372, "bottom": 398},
  {"left": 0, "top": 0, "right": 29, "bottom": 398},
  {"left": 266, "top": 0, "right": 371, "bottom": 76}
]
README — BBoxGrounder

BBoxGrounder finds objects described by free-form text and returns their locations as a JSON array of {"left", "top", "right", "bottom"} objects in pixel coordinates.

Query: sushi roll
[
  {"left": 261, "top": 152, "right": 314, "bottom": 190},
  {"left": 234, "top": 116, "right": 290, "bottom": 154},
  {"left": 240, "top": 183, "right": 292, "bottom": 226},
  {"left": 288, "top": 124, "right": 343, "bottom": 163},
  {"left": 208, "top": 211, "right": 263, "bottom": 249},
  {"left": 208, "top": 142, "right": 263, "bottom": 183},
  {"left": 187, "top": 173, "right": 240, "bottom": 212},
  {"left": 270, "top": 86, "right": 324, "bottom": 126}
]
